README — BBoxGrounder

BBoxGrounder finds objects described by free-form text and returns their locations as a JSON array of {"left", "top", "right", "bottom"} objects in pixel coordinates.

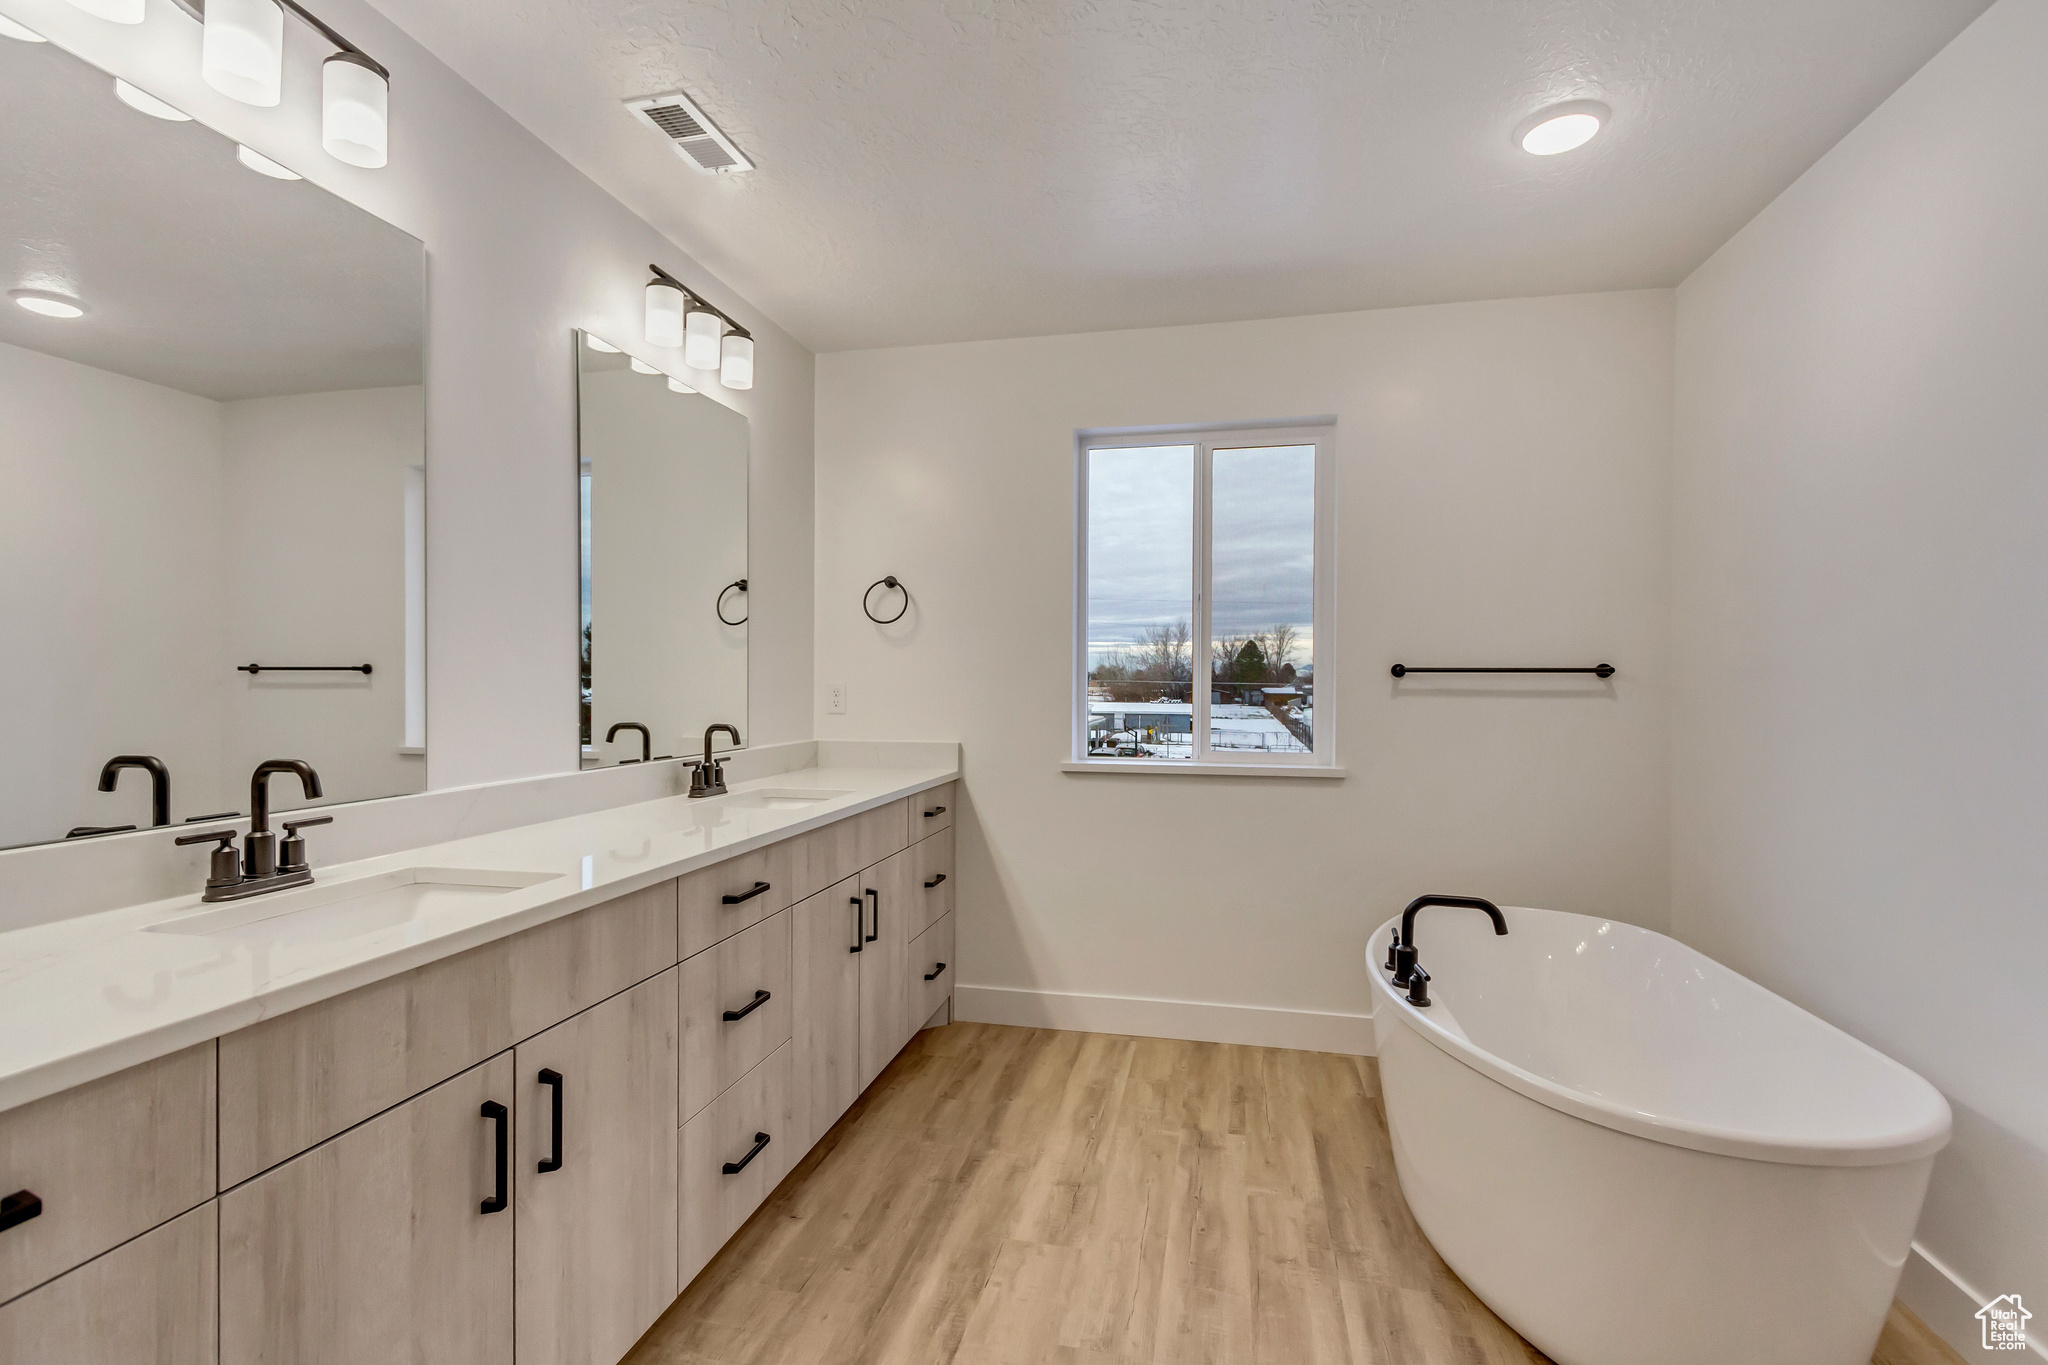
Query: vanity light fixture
[
  {"left": 322, "top": 50, "right": 389, "bottom": 168},
  {"left": 10, "top": 288, "right": 87, "bottom": 319},
  {"left": 1516, "top": 100, "right": 1609, "bottom": 156},
  {"left": 629, "top": 357, "right": 660, "bottom": 375},
  {"left": 719, "top": 332, "right": 754, "bottom": 390},
  {"left": 161, "top": 0, "right": 392, "bottom": 167},
  {"left": 0, "top": 13, "right": 48, "bottom": 39},
  {"left": 236, "top": 143, "right": 302, "bottom": 179},
  {"left": 62, "top": 0, "right": 144, "bottom": 24},
  {"left": 645, "top": 275, "right": 686, "bottom": 348},
  {"left": 646, "top": 264, "right": 753, "bottom": 388},
  {"left": 202, "top": 0, "right": 285, "bottom": 105},
  {"left": 667, "top": 376, "right": 696, "bottom": 394},
  {"left": 114, "top": 78, "right": 193, "bottom": 120},
  {"left": 584, "top": 335, "right": 622, "bottom": 353}
]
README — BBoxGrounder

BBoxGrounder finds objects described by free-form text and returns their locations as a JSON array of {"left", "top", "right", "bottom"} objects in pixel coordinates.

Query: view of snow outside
[{"left": 1087, "top": 443, "right": 1315, "bottom": 758}]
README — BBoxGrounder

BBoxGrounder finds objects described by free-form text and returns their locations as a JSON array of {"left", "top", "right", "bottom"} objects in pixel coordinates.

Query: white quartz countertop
[{"left": 0, "top": 763, "right": 954, "bottom": 1115}]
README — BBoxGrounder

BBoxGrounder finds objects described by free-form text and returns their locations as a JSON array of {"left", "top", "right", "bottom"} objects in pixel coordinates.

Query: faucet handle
[
  {"left": 279, "top": 816, "right": 331, "bottom": 875},
  {"left": 176, "top": 829, "right": 243, "bottom": 891},
  {"left": 1405, "top": 964, "right": 1432, "bottom": 1008},
  {"left": 175, "top": 829, "right": 237, "bottom": 849},
  {"left": 282, "top": 816, "right": 332, "bottom": 834}
]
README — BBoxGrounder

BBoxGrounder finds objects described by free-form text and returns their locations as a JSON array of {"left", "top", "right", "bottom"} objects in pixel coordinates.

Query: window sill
[{"left": 1061, "top": 760, "right": 1346, "bottom": 779}]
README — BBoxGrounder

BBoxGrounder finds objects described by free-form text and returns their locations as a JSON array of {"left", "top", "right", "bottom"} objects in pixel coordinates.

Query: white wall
[
  {"left": 1671, "top": 0, "right": 2047, "bottom": 1354},
  {"left": 3, "top": 0, "right": 815, "bottom": 793},
  {"left": 816, "top": 291, "right": 1672, "bottom": 1049}
]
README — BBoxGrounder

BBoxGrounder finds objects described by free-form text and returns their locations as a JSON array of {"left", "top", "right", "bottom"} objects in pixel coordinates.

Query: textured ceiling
[{"left": 374, "top": 0, "right": 1991, "bottom": 352}]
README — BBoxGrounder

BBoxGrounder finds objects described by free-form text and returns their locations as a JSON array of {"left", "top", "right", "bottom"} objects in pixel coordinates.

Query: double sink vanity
[{"left": 0, "top": 756, "right": 960, "bottom": 1365}]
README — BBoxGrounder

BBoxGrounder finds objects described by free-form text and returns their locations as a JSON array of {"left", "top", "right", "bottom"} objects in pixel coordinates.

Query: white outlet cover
[{"left": 828, "top": 683, "right": 847, "bottom": 714}]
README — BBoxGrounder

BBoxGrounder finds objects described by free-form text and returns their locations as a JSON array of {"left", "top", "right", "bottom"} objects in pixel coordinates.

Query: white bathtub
[{"left": 1369, "top": 905, "right": 1950, "bottom": 1365}]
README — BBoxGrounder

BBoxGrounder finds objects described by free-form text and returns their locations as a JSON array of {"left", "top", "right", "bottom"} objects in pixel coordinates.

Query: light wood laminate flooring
[{"left": 625, "top": 1022, "right": 1963, "bottom": 1365}]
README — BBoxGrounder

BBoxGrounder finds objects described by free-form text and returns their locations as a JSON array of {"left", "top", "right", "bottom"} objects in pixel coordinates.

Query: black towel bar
[
  {"left": 1391, "top": 664, "right": 1614, "bottom": 679},
  {"left": 240, "top": 664, "right": 373, "bottom": 675}
]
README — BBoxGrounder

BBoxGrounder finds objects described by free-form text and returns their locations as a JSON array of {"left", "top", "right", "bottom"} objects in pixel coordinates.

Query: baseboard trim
[
  {"left": 954, "top": 985, "right": 1374, "bottom": 1056},
  {"left": 1899, "top": 1240, "right": 2047, "bottom": 1360}
]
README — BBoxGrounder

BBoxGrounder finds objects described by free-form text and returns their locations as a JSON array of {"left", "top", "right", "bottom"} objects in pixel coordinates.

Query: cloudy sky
[{"left": 1086, "top": 443, "right": 1315, "bottom": 669}]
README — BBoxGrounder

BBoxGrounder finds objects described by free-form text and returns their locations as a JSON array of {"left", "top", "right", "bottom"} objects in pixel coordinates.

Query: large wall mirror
[
  {"left": 1, "top": 36, "right": 427, "bottom": 850},
  {"left": 577, "top": 332, "right": 748, "bottom": 768}
]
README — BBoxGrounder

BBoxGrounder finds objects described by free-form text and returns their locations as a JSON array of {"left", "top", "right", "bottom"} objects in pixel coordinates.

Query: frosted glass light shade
[
  {"left": 645, "top": 280, "right": 685, "bottom": 348},
  {"left": 0, "top": 13, "right": 50, "bottom": 39},
  {"left": 683, "top": 306, "right": 723, "bottom": 370},
  {"left": 629, "top": 357, "right": 659, "bottom": 374},
  {"left": 63, "top": 0, "right": 143, "bottom": 24},
  {"left": 203, "top": 0, "right": 284, "bottom": 106},
  {"left": 115, "top": 79, "right": 192, "bottom": 120},
  {"left": 719, "top": 332, "right": 754, "bottom": 390},
  {"left": 584, "top": 335, "right": 621, "bottom": 353},
  {"left": 237, "top": 144, "right": 301, "bottom": 179},
  {"left": 323, "top": 53, "right": 388, "bottom": 168},
  {"left": 667, "top": 376, "right": 696, "bottom": 394}
]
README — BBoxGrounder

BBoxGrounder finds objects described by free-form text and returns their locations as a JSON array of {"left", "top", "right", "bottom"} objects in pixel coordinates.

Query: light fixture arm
[
  {"left": 168, "top": 0, "right": 387, "bottom": 80},
  {"left": 647, "top": 264, "right": 749, "bottom": 341}
]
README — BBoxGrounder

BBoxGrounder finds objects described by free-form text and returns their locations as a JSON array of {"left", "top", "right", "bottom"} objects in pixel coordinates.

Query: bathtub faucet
[{"left": 1389, "top": 894, "right": 1507, "bottom": 1000}]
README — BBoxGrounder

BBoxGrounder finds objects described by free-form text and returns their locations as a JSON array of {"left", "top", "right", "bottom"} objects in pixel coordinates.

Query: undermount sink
[
  {"left": 146, "top": 867, "right": 561, "bottom": 945},
  {"left": 724, "top": 788, "right": 853, "bottom": 811}
]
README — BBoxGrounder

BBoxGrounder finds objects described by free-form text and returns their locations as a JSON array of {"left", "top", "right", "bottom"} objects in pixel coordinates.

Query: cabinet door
[
  {"left": 0, "top": 1201, "right": 215, "bottom": 1365},
  {"left": 679, "top": 909, "right": 791, "bottom": 1124},
  {"left": 910, "top": 826, "right": 955, "bottom": 937},
  {"left": 220, "top": 1052, "right": 516, "bottom": 1365},
  {"left": 911, "top": 912, "right": 955, "bottom": 1030},
  {"left": 856, "top": 848, "right": 918, "bottom": 1092},
  {"left": 678, "top": 1042, "right": 793, "bottom": 1289},
  {"left": 516, "top": 970, "right": 679, "bottom": 1365},
  {"left": 790, "top": 875, "right": 862, "bottom": 1150}
]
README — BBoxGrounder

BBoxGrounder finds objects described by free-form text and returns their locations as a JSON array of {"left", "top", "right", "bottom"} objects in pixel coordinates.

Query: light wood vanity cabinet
[
  {"left": 680, "top": 909, "right": 792, "bottom": 1124},
  {"left": 790, "top": 874, "right": 863, "bottom": 1151},
  {"left": 855, "top": 847, "right": 922, "bottom": 1092},
  {"left": 678, "top": 1040, "right": 794, "bottom": 1287},
  {"left": 912, "top": 913, "right": 955, "bottom": 1027}
]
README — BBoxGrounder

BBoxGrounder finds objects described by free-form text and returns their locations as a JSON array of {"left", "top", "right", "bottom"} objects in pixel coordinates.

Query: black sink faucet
[
  {"left": 689, "top": 724, "right": 742, "bottom": 798},
  {"left": 606, "top": 721, "right": 652, "bottom": 764},
  {"left": 1387, "top": 894, "right": 1507, "bottom": 1006},
  {"left": 97, "top": 755, "right": 170, "bottom": 827},
  {"left": 246, "top": 760, "right": 323, "bottom": 879}
]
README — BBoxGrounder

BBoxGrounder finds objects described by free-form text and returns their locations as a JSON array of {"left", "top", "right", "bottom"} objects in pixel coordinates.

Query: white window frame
[{"left": 1069, "top": 420, "right": 1341, "bottom": 777}]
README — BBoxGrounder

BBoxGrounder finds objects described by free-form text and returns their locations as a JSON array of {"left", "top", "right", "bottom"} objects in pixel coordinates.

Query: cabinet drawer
[
  {"left": 219, "top": 878, "right": 676, "bottom": 1187},
  {"left": 0, "top": 1042, "right": 215, "bottom": 1303},
  {"left": 788, "top": 798, "right": 909, "bottom": 901},
  {"left": 680, "top": 844, "right": 792, "bottom": 960},
  {"left": 912, "top": 913, "right": 955, "bottom": 1029},
  {"left": 0, "top": 1200, "right": 216, "bottom": 1364},
  {"left": 679, "top": 1040, "right": 793, "bottom": 1289},
  {"left": 910, "top": 826, "right": 955, "bottom": 937},
  {"left": 681, "top": 909, "right": 792, "bottom": 1124},
  {"left": 913, "top": 782, "right": 956, "bottom": 836}
]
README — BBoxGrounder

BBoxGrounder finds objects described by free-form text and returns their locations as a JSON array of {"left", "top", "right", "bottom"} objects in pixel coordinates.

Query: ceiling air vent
[{"left": 626, "top": 90, "right": 753, "bottom": 175}]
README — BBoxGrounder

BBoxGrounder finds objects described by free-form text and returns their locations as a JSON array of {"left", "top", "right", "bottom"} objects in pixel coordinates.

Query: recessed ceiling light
[
  {"left": 1516, "top": 100, "right": 1610, "bottom": 156},
  {"left": 629, "top": 357, "right": 659, "bottom": 375},
  {"left": 10, "top": 288, "right": 87, "bottom": 319},
  {"left": 584, "top": 335, "right": 621, "bottom": 353},
  {"left": 115, "top": 79, "right": 194, "bottom": 121},
  {"left": 236, "top": 144, "right": 302, "bottom": 179},
  {"left": 0, "top": 13, "right": 48, "bottom": 40}
]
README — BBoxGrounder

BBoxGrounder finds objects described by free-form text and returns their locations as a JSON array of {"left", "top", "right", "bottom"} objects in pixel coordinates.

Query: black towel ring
[
  {"left": 716, "top": 579, "right": 749, "bottom": 626},
  {"left": 863, "top": 575, "right": 909, "bottom": 625}
]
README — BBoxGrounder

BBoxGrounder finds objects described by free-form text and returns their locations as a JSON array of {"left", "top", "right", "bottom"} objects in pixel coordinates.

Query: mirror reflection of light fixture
[
  {"left": 629, "top": 357, "right": 660, "bottom": 375},
  {"left": 645, "top": 275, "right": 686, "bottom": 348},
  {"left": 114, "top": 78, "right": 193, "bottom": 120},
  {"left": 684, "top": 304, "right": 722, "bottom": 371},
  {"left": 322, "top": 51, "right": 389, "bottom": 168},
  {"left": 0, "top": 13, "right": 49, "bottom": 39},
  {"left": 62, "top": 0, "right": 145, "bottom": 24},
  {"left": 203, "top": 0, "right": 285, "bottom": 106},
  {"left": 237, "top": 144, "right": 302, "bottom": 179},
  {"left": 10, "top": 288, "right": 87, "bottom": 319},
  {"left": 719, "top": 332, "right": 754, "bottom": 390},
  {"left": 584, "top": 335, "right": 621, "bottom": 353},
  {"left": 667, "top": 376, "right": 696, "bottom": 394}
]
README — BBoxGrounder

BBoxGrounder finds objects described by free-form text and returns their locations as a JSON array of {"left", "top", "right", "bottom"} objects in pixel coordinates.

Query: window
[{"left": 1074, "top": 423, "right": 1334, "bottom": 770}]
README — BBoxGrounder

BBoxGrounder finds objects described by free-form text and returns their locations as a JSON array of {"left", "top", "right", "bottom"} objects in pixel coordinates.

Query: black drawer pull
[
  {"left": 0, "top": 1190, "right": 42, "bottom": 1232},
  {"left": 848, "top": 896, "right": 864, "bottom": 953},
  {"left": 923, "top": 872, "right": 947, "bottom": 889},
  {"left": 722, "top": 1132, "right": 771, "bottom": 1175},
  {"left": 723, "top": 989, "right": 771, "bottom": 1022},
  {"left": 864, "top": 887, "right": 879, "bottom": 943},
  {"left": 924, "top": 806, "right": 946, "bottom": 818},
  {"left": 481, "top": 1101, "right": 509, "bottom": 1213},
  {"left": 722, "top": 881, "right": 772, "bottom": 906},
  {"left": 537, "top": 1069, "right": 564, "bottom": 1174},
  {"left": 924, "top": 961, "right": 948, "bottom": 982}
]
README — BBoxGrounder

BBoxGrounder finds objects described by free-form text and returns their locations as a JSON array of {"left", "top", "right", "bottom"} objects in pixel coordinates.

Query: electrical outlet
[{"left": 827, "top": 683, "right": 847, "bottom": 715}]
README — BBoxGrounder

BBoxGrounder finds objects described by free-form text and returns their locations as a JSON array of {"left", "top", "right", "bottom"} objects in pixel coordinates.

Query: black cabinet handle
[
  {"left": 722, "top": 1132, "right": 771, "bottom": 1175},
  {"left": 537, "top": 1069, "right": 564, "bottom": 1174},
  {"left": 924, "top": 806, "right": 946, "bottom": 818},
  {"left": 0, "top": 1190, "right": 42, "bottom": 1232},
  {"left": 923, "top": 872, "right": 947, "bottom": 889},
  {"left": 848, "top": 896, "right": 864, "bottom": 953},
  {"left": 722, "top": 881, "right": 771, "bottom": 906},
  {"left": 864, "top": 887, "right": 879, "bottom": 943},
  {"left": 924, "top": 962, "right": 948, "bottom": 982},
  {"left": 723, "top": 989, "right": 771, "bottom": 1022},
  {"left": 480, "top": 1101, "right": 509, "bottom": 1213}
]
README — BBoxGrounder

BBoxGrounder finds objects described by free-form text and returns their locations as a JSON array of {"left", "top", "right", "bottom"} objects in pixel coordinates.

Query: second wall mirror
[{"left": 576, "top": 332, "right": 749, "bottom": 767}]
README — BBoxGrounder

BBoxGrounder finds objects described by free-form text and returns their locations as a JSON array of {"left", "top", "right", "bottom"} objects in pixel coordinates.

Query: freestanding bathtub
[{"left": 1369, "top": 904, "right": 1950, "bottom": 1365}]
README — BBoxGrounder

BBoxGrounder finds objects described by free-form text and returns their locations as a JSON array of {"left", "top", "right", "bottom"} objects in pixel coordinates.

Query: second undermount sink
[
  {"left": 723, "top": 788, "right": 853, "bottom": 811},
  {"left": 146, "top": 867, "right": 561, "bottom": 946}
]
